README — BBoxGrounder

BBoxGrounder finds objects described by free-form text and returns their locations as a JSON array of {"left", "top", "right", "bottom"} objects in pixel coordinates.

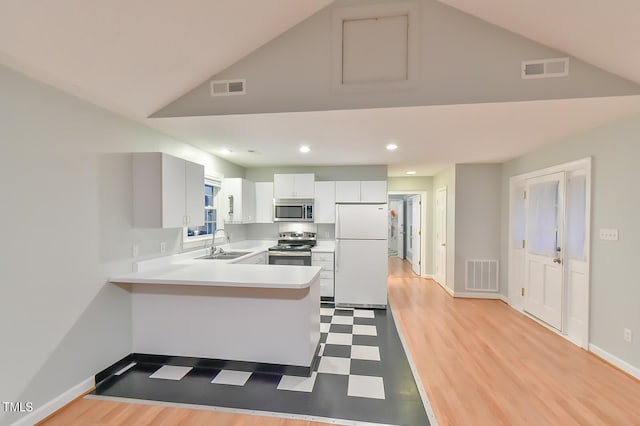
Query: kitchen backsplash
[{"left": 229, "top": 223, "right": 335, "bottom": 241}]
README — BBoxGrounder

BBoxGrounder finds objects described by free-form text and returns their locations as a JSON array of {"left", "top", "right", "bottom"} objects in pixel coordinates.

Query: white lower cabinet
[
  {"left": 235, "top": 251, "right": 267, "bottom": 265},
  {"left": 312, "top": 251, "right": 335, "bottom": 297}
]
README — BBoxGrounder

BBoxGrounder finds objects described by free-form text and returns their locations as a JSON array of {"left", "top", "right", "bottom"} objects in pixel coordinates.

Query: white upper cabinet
[
  {"left": 255, "top": 182, "right": 274, "bottom": 223},
  {"left": 222, "top": 178, "right": 256, "bottom": 224},
  {"left": 314, "top": 181, "right": 336, "bottom": 223},
  {"left": 336, "top": 180, "right": 387, "bottom": 203},
  {"left": 133, "top": 152, "right": 204, "bottom": 228},
  {"left": 274, "top": 173, "right": 315, "bottom": 199},
  {"left": 360, "top": 180, "right": 388, "bottom": 202},
  {"left": 185, "top": 161, "right": 205, "bottom": 226},
  {"left": 335, "top": 181, "right": 361, "bottom": 203}
]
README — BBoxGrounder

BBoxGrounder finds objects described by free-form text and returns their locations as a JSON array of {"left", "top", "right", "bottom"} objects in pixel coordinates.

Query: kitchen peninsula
[{"left": 110, "top": 245, "right": 321, "bottom": 374}]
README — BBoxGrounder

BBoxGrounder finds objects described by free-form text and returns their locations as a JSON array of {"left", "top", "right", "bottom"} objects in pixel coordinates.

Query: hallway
[{"left": 388, "top": 257, "right": 640, "bottom": 425}]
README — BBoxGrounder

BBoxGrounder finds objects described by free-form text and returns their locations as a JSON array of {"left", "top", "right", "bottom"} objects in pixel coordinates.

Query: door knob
[{"left": 553, "top": 258, "right": 562, "bottom": 264}]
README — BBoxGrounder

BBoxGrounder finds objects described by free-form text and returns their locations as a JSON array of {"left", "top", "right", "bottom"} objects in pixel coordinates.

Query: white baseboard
[
  {"left": 422, "top": 274, "right": 434, "bottom": 279},
  {"left": 453, "top": 291, "right": 506, "bottom": 301},
  {"left": 11, "top": 376, "right": 94, "bottom": 426},
  {"left": 589, "top": 344, "right": 640, "bottom": 380},
  {"left": 434, "top": 280, "right": 454, "bottom": 296}
]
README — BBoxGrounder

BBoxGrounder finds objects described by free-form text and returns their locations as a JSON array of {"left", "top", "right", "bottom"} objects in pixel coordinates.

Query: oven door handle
[{"left": 269, "top": 251, "right": 312, "bottom": 257}]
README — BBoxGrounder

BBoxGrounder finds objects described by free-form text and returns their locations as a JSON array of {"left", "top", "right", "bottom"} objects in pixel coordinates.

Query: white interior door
[
  {"left": 434, "top": 188, "right": 447, "bottom": 286},
  {"left": 409, "top": 195, "right": 421, "bottom": 275},
  {"left": 524, "top": 172, "right": 566, "bottom": 330},
  {"left": 397, "top": 202, "right": 404, "bottom": 259},
  {"left": 565, "top": 172, "right": 589, "bottom": 347},
  {"left": 388, "top": 200, "right": 400, "bottom": 256}
]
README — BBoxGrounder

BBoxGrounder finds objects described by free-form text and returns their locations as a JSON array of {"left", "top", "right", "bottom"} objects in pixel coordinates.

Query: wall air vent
[
  {"left": 465, "top": 259, "right": 499, "bottom": 292},
  {"left": 521, "top": 57, "right": 569, "bottom": 79},
  {"left": 210, "top": 79, "right": 246, "bottom": 96}
]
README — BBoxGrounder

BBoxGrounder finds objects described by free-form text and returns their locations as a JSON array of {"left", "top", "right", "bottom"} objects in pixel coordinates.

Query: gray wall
[
  {"left": 500, "top": 113, "right": 640, "bottom": 372},
  {"left": 433, "top": 167, "right": 456, "bottom": 289},
  {"left": 454, "top": 164, "right": 502, "bottom": 293},
  {"left": 0, "top": 64, "right": 242, "bottom": 425},
  {"left": 154, "top": 0, "right": 640, "bottom": 117}
]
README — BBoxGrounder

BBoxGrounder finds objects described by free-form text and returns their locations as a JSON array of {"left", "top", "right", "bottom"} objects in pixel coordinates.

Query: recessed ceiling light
[
  {"left": 406, "top": 170, "right": 417, "bottom": 175},
  {"left": 386, "top": 143, "right": 398, "bottom": 151},
  {"left": 299, "top": 145, "right": 311, "bottom": 153},
  {"left": 220, "top": 148, "right": 232, "bottom": 155}
]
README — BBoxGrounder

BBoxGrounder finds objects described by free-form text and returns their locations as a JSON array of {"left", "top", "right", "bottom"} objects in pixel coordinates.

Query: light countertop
[
  {"left": 111, "top": 263, "right": 320, "bottom": 289},
  {"left": 312, "top": 240, "right": 335, "bottom": 252},
  {"left": 110, "top": 240, "right": 321, "bottom": 289}
]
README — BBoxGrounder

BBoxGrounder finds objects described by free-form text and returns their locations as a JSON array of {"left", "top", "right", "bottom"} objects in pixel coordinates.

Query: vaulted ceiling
[{"left": 1, "top": 0, "right": 639, "bottom": 176}]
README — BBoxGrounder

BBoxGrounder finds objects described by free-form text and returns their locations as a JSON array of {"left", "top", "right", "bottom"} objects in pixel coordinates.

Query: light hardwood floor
[{"left": 41, "top": 258, "right": 640, "bottom": 425}]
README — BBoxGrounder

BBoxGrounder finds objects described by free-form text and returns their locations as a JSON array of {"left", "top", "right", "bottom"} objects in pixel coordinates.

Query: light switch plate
[
  {"left": 132, "top": 244, "right": 140, "bottom": 257},
  {"left": 599, "top": 229, "right": 619, "bottom": 241}
]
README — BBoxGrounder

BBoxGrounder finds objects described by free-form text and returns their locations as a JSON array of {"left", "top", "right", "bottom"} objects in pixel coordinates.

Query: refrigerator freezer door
[
  {"left": 335, "top": 239, "right": 388, "bottom": 307},
  {"left": 336, "top": 204, "right": 388, "bottom": 240}
]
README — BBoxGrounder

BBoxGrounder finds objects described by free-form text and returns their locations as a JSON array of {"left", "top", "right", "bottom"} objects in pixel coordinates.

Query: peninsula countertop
[{"left": 110, "top": 240, "right": 321, "bottom": 289}]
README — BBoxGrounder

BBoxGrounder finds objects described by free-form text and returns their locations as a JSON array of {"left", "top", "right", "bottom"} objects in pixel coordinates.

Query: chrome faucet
[{"left": 210, "top": 229, "right": 230, "bottom": 256}]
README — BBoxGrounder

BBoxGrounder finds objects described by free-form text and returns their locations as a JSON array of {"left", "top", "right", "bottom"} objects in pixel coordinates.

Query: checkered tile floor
[
  {"left": 92, "top": 305, "right": 430, "bottom": 425},
  {"left": 317, "top": 306, "right": 386, "bottom": 399}
]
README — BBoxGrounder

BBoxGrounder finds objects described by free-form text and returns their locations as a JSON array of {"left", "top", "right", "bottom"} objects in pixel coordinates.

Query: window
[{"left": 183, "top": 176, "right": 221, "bottom": 244}]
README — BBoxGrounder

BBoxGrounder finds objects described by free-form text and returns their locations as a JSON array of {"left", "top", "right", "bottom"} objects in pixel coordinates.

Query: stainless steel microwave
[{"left": 273, "top": 199, "right": 314, "bottom": 222}]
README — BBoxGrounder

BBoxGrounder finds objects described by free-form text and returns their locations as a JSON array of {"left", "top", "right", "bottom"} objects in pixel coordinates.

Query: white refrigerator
[{"left": 335, "top": 203, "right": 388, "bottom": 308}]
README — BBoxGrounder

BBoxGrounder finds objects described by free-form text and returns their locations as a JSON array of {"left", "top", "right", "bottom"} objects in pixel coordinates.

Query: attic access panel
[
  {"left": 342, "top": 15, "right": 409, "bottom": 84},
  {"left": 332, "top": 1, "right": 419, "bottom": 92}
]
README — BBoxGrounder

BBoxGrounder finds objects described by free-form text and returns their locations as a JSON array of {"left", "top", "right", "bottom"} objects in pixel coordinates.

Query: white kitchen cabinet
[
  {"left": 133, "top": 152, "right": 204, "bottom": 228},
  {"left": 274, "top": 173, "right": 315, "bottom": 199},
  {"left": 335, "top": 180, "right": 387, "bottom": 203},
  {"left": 314, "top": 181, "right": 336, "bottom": 223},
  {"left": 235, "top": 251, "right": 267, "bottom": 265},
  {"left": 255, "top": 182, "right": 274, "bottom": 223},
  {"left": 360, "top": 180, "right": 388, "bottom": 202},
  {"left": 222, "top": 178, "right": 256, "bottom": 224},
  {"left": 312, "top": 251, "right": 335, "bottom": 298},
  {"left": 335, "top": 181, "right": 361, "bottom": 203}
]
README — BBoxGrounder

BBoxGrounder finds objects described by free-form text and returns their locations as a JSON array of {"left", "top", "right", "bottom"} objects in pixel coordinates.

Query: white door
[
  {"left": 388, "top": 200, "right": 401, "bottom": 256},
  {"left": 565, "top": 172, "right": 589, "bottom": 347},
  {"left": 397, "top": 201, "right": 404, "bottom": 258},
  {"left": 409, "top": 195, "right": 421, "bottom": 275},
  {"left": 434, "top": 188, "right": 447, "bottom": 286},
  {"left": 524, "top": 172, "right": 566, "bottom": 330}
]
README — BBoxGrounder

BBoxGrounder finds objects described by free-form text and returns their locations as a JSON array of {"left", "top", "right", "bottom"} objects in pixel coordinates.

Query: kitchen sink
[{"left": 196, "top": 251, "right": 251, "bottom": 260}]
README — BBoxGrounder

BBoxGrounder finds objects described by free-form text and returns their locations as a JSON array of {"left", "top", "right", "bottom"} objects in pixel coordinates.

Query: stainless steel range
[{"left": 268, "top": 231, "right": 316, "bottom": 266}]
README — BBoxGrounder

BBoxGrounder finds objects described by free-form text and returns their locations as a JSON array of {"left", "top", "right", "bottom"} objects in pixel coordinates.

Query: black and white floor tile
[{"left": 92, "top": 305, "right": 430, "bottom": 425}]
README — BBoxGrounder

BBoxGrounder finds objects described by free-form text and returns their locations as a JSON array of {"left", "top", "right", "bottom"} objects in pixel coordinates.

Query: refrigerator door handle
[{"left": 335, "top": 240, "right": 339, "bottom": 273}]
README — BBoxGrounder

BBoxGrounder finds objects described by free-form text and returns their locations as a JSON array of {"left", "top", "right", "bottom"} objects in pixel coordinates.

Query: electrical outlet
[
  {"left": 599, "top": 229, "right": 619, "bottom": 241},
  {"left": 624, "top": 328, "right": 632, "bottom": 343},
  {"left": 160, "top": 242, "right": 166, "bottom": 253},
  {"left": 132, "top": 244, "right": 139, "bottom": 257},
  {"left": 324, "top": 231, "right": 330, "bottom": 238}
]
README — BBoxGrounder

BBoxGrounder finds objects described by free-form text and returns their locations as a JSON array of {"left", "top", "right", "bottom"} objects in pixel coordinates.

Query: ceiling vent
[
  {"left": 210, "top": 79, "right": 246, "bottom": 96},
  {"left": 521, "top": 57, "right": 569, "bottom": 79}
]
